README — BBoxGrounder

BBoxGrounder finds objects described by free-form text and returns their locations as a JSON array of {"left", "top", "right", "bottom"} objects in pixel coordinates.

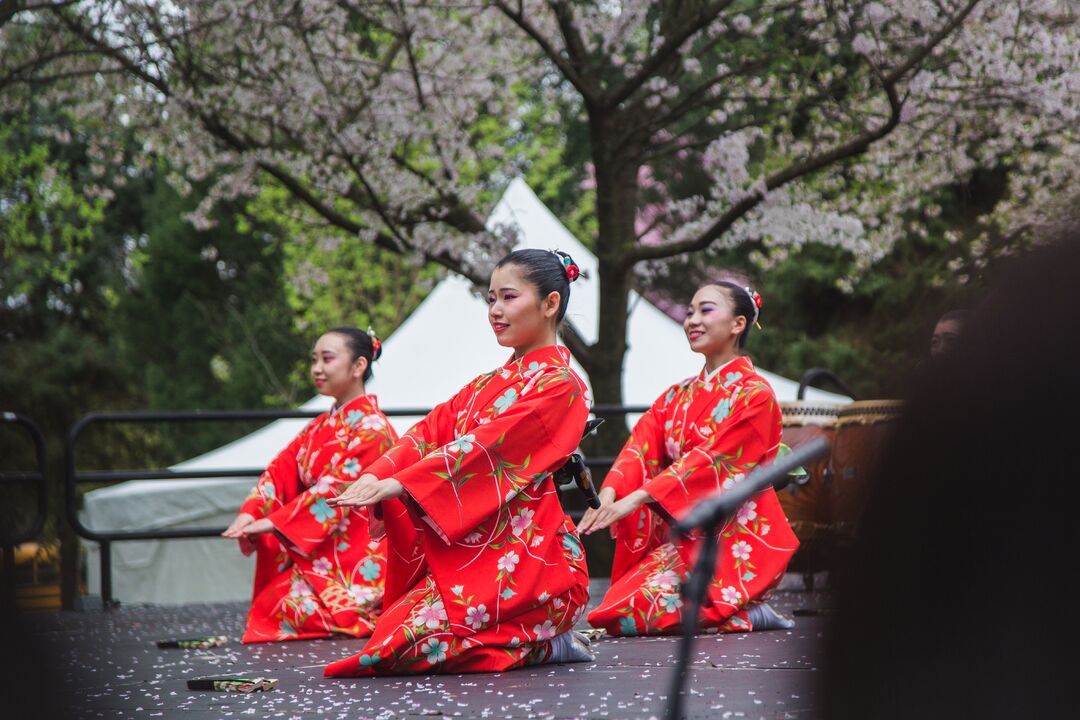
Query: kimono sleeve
[
  {"left": 238, "top": 420, "right": 314, "bottom": 518},
  {"left": 602, "top": 387, "right": 673, "bottom": 500},
  {"left": 393, "top": 371, "right": 588, "bottom": 545},
  {"left": 642, "top": 381, "right": 781, "bottom": 521},
  {"left": 267, "top": 423, "right": 396, "bottom": 557},
  {"left": 364, "top": 389, "right": 466, "bottom": 481}
]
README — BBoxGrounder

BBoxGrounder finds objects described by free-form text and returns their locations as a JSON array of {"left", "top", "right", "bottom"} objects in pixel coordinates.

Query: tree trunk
[{"left": 579, "top": 118, "right": 642, "bottom": 458}]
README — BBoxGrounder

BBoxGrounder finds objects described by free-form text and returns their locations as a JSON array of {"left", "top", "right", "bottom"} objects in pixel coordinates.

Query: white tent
[{"left": 82, "top": 179, "right": 846, "bottom": 604}]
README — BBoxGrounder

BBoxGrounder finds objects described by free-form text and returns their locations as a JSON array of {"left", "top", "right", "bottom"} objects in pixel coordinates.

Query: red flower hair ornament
[
  {"left": 743, "top": 287, "right": 763, "bottom": 328},
  {"left": 553, "top": 249, "right": 582, "bottom": 283},
  {"left": 366, "top": 327, "right": 383, "bottom": 360}
]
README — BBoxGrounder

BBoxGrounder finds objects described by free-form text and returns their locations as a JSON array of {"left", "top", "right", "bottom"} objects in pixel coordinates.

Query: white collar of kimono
[
  {"left": 330, "top": 393, "right": 376, "bottom": 418},
  {"left": 701, "top": 355, "right": 748, "bottom": 384},
  {"left": 504, "top": 344, "right": 570, "bottom": 369}
]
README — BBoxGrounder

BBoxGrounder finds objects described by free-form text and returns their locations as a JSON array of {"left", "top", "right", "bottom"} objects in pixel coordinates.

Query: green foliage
[
  {"left": 245, "top": 181, "right": 442, "bottom": 379},
  {"left": 0, "top": 109, "right": 149, "bottom": 547},
  {"left": 113, "top": 169, "right": 309, "bottom": 459},
  {"left": 0, "top": 116, "right": 106, "bottom": 305}
]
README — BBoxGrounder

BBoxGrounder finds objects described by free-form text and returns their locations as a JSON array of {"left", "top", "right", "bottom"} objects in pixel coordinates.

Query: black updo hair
[
  {"left": 325, "top": 326, "right": 381, "bottom": 382},
  {"left": 707, "top": 281, "right": 758, "bottom": 349},
  {"left": 493, "top": 249, "right": 572, "bottom": 323}
]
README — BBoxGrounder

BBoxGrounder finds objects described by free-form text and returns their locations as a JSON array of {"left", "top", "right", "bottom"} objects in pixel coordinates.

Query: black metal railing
[
  {"left": 797, "top": 367, "right": 859, "bottom": 401},
  {"left": 65, "top": 405, "right": 649, "bottom": 607},
  {"left": 1, "top": 412, "right": 49, "bottom": 605}
]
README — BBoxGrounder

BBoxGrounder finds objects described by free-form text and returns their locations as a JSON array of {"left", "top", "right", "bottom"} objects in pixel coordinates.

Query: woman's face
[
  {"left": 310, "top": 333, "right": 365, "bottom": 400},
  {"left": 684, "top": 285, "right": 745, "bottom": 356},
  {"left": 487, "top": 264, "right": 559, "bottom": 350}
]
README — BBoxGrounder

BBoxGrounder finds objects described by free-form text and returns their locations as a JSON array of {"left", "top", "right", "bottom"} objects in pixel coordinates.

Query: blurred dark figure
[
  {"left": 928, "top": 309, "right": 969, "bottom": 361},
  {"left": 0, "top": 608, "right": 68, "bottom": 719},
  {"left": 822, "top": 236, "right": 1078, "bottom": 719}
]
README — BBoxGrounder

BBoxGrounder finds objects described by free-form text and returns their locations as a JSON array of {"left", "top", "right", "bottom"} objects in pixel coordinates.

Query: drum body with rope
[
  {"left": 778, "top": 402, "right": 841, "bottom": 541},
  {"left": 829, "top": 400, "right": 904, "bottom": 532}
]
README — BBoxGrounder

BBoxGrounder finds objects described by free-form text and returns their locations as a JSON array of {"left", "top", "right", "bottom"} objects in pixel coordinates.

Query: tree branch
[
  {"left": 884, "top": 0, "right": 983, "bottom": 86},
  {"left": 492, "top": 0, "right": 600, "bottom": 105},
  {"left": 2, "top": 0, "right": 82, "bottom": 28},
  {"left": 604, "top": 0, "right": 735, "bottom": 110},
  {"left": 48, "top": 4, "right": 490, "bottom": 284},
  {"left": 627, "top": 0, "right": 983, "bottom": 263},
  {"left": 628, "top": 81, "right": 904, "bottom": 263}
]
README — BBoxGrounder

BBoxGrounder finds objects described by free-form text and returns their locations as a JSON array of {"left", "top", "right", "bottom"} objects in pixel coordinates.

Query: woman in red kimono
[
  {"left": 325, "top": 249, "right": 594, "bottom": 676},
  {"left": 221, "top": 327, "right": 398, "bottom": 643},
  {"left": 578, "top": 282, "right": 797, "bottom": 636}
]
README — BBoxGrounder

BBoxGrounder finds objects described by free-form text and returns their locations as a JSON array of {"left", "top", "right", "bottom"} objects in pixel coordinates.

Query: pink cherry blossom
[
  {"left": 350, "top": 584, "right": 375, "bottom": 604},
  {"left": 413, "top": 600, "right": 447, "bottom": 630},
  {"left": 496, "top": 550, "right": 520, "bottom": 574},
  {"left": 533, "top": 620, "right": 557, "bottom": 640},
  {"left": 731, "top": 541, "right": 753, "bottom": 562},
  {"left": 289, "top": 579, "right": 313, "bottom": 598},
  {"left": 664, "top": 438, "right": 682, "bottom": 461},
  {"left": 465, "top": 604, "right": 490, "bottom": 630},
  {"left": 736, "top": 500, "right": 758, "bottom": 525},
  {"left": 649, "top": 570, "right": 681, "bottom": 591},
  {"left": 360, "top": 414, "right": 387, "bottom": 431},
  {"left": 509, "top": 508, "right": 535, "bottom": 537}
]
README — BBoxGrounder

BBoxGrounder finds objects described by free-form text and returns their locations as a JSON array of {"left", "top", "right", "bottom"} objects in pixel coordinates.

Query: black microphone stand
[{"left": 663, "top": 438, "right": 831, "bottom": 720}]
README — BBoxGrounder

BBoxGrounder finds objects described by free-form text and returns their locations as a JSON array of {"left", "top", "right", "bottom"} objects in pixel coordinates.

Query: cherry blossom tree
[{"left": 3, "top": 1, "right": 1078, "bottom": 433}]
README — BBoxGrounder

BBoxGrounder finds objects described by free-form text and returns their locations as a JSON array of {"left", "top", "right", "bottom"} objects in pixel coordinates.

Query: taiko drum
[
  {"left": 829, "top": 400, "right": 904, "bottom": 530},
  {"left": 777, "top": 401, "right": 842, "bottom": 539}
]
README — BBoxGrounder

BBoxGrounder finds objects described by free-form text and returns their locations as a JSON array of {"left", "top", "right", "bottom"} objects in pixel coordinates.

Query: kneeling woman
[
  {"left": 325, "top": 249, "right": 593, "bottom": 676},
  {"left": 222, "top": 328, "right": 397, "bottom": 643},
  {"left": 579, "top": 283, "right": 797, "bottom": 635}
]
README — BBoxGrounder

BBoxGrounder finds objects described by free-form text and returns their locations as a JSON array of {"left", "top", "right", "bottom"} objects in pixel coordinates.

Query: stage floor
[{"left": 27, "top": 580, "right": 828, "bottom": 719}]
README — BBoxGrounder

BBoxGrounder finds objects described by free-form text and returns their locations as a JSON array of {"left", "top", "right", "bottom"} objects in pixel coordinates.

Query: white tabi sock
[
  {"left": 548, "top": 630, "right": 596, "bottom": 664},
  {"left": 746, "top": 602, "right": 796, "bottom": 631}
]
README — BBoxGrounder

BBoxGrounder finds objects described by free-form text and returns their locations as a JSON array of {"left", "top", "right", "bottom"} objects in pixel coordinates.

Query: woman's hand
[
  {"left": 576, "top": 486, "right": 616, "bottom": 536},
  {"left": 222, "top": 512, "right": 255, "bottom": 539},
  {"left": 240, "top": 517, "right": 275, "bottom": 536},
  {"left": 328, "top": 473, "right": 405, "bottom": 508},
  {"left": 223, "top": 513, "right": 261, "bottom": 556},
  {"left": 577, "top": 488, "right": 652, "bottom": 536}
]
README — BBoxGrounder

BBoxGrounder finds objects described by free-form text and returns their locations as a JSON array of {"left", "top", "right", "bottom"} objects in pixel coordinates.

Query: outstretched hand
[
  {"left": 577, "top": 488, "right": 652, "bottom": 536},
  {"left": 240, "top": 517, "right": 275, "bottom": 536},
  {"left": 222, "top": 512, "right": 255, "bottom": 539},
  {"left": 328, "top": 473, "right": 405, "bottom": 508},
  {"left": 222, "top": 512, "right": 262, "bottom": 555}
]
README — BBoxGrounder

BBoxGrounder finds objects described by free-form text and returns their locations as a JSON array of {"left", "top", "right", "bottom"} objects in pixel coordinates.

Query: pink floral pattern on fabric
[
  {"left": 326, "top": 346, "right": 591, "bottom": 677},
  {"left": 588, "top": 356, "right": 798, "bottom": 636},
  {"left": 239, "top": 395, "right": 397, "bottom": 643}
]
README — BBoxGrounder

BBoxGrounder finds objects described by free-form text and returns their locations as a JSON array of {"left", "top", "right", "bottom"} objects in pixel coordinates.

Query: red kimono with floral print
[
  {"left": 239, "top": 395, "right": 397, "bottom": 643},
  {"left": 325, "top": 345, "right": 590, "bottom": 677},
  {"left": 588, "top": 356, "right": 798, "bottom": 636}
]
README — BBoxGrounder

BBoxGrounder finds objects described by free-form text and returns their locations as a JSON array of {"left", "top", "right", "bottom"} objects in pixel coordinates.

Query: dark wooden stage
[{"left": 26, "top": 579, "right": 828, "bottom": 719}]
